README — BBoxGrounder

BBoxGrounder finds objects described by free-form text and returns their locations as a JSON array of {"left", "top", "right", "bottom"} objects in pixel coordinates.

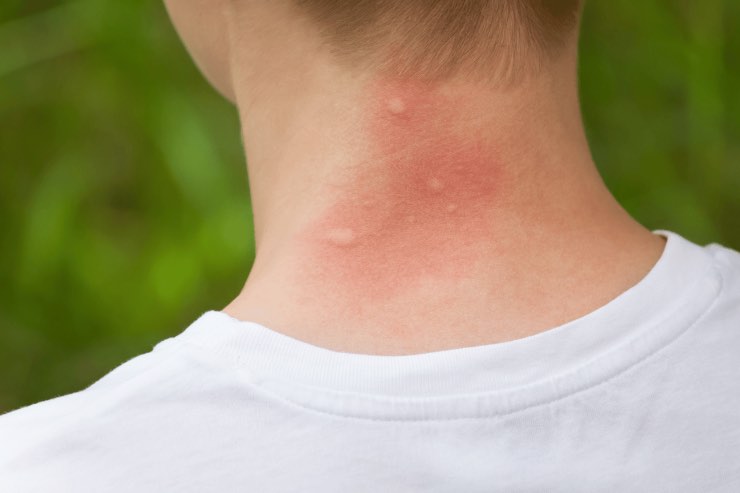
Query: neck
[{"left": 223, "top": 50, "right": 665, "bottom": 355}]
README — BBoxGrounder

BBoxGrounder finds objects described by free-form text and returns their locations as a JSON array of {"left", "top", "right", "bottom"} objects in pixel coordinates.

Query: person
[{"left": 1, "top": 0, "right": 738, "bottom": 491}]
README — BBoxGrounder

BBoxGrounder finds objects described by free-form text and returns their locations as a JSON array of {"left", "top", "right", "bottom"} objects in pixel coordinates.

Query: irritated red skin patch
[{"left": 299, "top": 78, "right": 502, "bottom": 303}]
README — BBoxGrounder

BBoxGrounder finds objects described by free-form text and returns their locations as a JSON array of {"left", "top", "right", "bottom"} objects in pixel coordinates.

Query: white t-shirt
[{"left": 1, "top": 229, "right": 739, "bottom": 492}]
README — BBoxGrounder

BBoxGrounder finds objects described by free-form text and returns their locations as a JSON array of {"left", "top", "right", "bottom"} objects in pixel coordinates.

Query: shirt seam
[
  {"left": 167, "top": 264, "right": 723, "bottom": 422},
  {"left": 259, "top": 276, "right": 723, "bottom": 422},
  {"left": 170, "top": 242, "right": 726, "bottom": 422}
]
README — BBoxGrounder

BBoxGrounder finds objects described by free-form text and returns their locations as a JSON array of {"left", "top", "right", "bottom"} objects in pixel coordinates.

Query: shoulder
[{"left": 0, "top": 341, "right": 182, "bottom": 489}]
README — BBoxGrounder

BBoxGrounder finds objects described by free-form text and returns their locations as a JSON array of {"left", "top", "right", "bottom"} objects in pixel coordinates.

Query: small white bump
[
  {"left": 427, "top": 177, "right": 444, "bottom": 192},
  {"left": 326, "top": 228, "right": 355, "bottom": 247},
  {"left": 387, "top": 97, "right": 405, "bottom": 115}
]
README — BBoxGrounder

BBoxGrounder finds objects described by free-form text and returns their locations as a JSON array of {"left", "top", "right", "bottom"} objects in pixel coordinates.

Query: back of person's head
[
  {"left": 164, "top": 0, "right": 585, "bottom": 102},
  {"left": 290, "top": 0, "right": 583, "bottom": 81}
]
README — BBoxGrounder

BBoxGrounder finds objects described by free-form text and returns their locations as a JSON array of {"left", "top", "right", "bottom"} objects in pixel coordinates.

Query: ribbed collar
[{"left": 168, "top": 230, "right": 722, "bottom": 420}]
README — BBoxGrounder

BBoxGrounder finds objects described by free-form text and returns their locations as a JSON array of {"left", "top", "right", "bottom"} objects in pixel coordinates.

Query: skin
[
  {"left": 299, "top": 78, "right": 503, "bottom": 303},
  {"left": 163, "top": 0, "right": 666, "bottom": 355}
]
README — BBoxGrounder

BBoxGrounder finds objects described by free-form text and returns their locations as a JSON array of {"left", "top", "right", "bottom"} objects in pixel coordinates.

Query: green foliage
[
  {"left": 580, "top": 1, "right": 740, "bottom": 244},
  {"left": 0, "top": 0, "right": 251, "bottom": 411},
  {"left": 1, "top": 1, "right": 738, "bottom": 412}
]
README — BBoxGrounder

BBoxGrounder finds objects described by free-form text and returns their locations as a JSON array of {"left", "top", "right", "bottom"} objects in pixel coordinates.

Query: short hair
[{"left": 291, "top": 0, "right": 583, "bottom": 82}]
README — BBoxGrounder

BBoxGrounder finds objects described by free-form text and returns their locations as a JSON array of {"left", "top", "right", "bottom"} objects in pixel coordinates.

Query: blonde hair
[{"left": 291, "top": 0, "right": 582, "bottom": 81}]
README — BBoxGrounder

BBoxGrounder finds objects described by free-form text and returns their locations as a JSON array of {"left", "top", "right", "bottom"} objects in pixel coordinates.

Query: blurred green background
[{"left": 1, "top": 1, "right": 738, "bottom": 413}]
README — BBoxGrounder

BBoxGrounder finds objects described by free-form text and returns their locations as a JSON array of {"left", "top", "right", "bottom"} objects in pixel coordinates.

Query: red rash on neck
[{"left": 297, "top": 78, "right": 503, "bottom": 302}]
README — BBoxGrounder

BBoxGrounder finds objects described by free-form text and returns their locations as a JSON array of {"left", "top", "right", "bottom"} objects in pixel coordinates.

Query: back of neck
[{"left": 223, "top": 55, "right": 665, "bottom": 355}]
